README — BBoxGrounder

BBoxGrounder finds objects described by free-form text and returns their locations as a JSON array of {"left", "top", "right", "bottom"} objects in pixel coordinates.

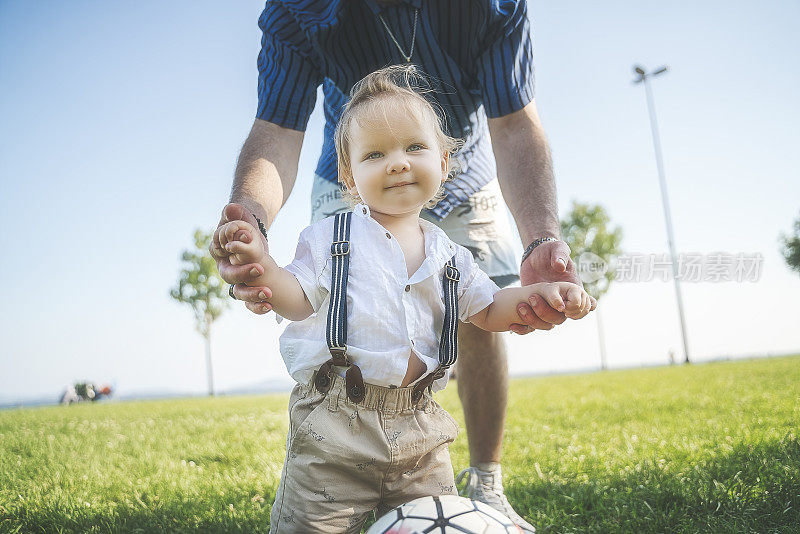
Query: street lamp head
[
  {"left": 653, "top": 65, "right": 669, "bottom": 76},
  {"left": 632, "top": 64, "right": 646, "bottom": 84}
]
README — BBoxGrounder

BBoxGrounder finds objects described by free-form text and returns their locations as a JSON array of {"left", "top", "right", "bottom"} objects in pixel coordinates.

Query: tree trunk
[
  {"left": 205, "top": 317, "right": 214, "bottom": 397},
  {"left": 596, "top": 308, "right": 608, "bottom": 371}
]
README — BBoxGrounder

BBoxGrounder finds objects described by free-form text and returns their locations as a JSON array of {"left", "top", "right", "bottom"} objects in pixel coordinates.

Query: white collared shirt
[{"left": 280, "top": 203, "right": 500, "bottom": 392}]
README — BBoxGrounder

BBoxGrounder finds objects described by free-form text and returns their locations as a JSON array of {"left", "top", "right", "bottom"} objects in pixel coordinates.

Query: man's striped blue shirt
[{"left": 257, "top": 0, "right": 535, "bottom": 220}]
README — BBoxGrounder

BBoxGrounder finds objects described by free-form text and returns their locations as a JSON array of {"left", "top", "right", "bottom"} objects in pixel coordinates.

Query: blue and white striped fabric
[
  {"left": 438, "top": 257, "right": 460, "bottom": 368},
  {"left": 325, "top": 211, "right": 352, "bottom": 363},
  {"left": 257, "top": 0, "right": 536, "bottom": 220}
]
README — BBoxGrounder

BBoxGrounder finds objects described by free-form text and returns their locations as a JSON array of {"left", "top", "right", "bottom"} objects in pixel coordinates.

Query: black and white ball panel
[{"left": 367, "top": 495, "right": 523, "bottom": 534}]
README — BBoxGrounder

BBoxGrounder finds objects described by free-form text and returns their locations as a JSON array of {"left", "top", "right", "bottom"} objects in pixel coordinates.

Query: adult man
[{"left": 211, "top": 1, "right": 594, "bottom": 530}]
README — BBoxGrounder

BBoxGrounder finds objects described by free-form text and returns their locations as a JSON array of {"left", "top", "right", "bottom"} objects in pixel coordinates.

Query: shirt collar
[
  {"left": 363, "top": 0, "right": 423, "bottom": 16},
  {"left": 279, "top": 0, "right": 422, "bottom": 31},
  {"left": 352, "top": 203, "right": 457, "bottom": 283}
]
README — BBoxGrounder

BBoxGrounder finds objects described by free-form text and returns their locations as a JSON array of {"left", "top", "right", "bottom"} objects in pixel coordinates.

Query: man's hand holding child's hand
[
  {"left": 510, "top": 240, "right": 598, "bottom": 334},
  {"left": 521, "top": 281, "right": 593, "bottom": 320},
  {"left": 215, "top": 219, "right": 277, "bottom": 291},
  {"left": 215, "top": 218, "right": 315, "bottom": 321},
  {"left": 210, "top": 203, "right": 275, "bottom": 314},
  {"left": 469, "top": 281, "right": 593, "bottom": 332}
]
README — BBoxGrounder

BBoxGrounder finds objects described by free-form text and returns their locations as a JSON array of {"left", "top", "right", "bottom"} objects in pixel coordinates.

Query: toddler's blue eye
[
  {"left": 408, "top": 144, "right": 424, "bottom": 152},
  {"left": 366, "top": 152, "right": 382, "bottom": 159}
]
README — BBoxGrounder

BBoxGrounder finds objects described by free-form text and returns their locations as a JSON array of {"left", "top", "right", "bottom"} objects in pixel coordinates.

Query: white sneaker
[{"left": 456, "top": 466, "right": 536, "bottom": 533}]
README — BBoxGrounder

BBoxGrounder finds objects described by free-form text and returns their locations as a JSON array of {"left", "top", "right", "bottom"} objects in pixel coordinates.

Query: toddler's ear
[{"left": 441, "top": 151, "right": 450, "bottom": 180}]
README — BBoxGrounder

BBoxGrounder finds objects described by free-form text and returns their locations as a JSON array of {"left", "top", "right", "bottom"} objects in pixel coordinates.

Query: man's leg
[
  {"left": 454, "top": 322, "right": 536, "bottom": 533},
  {"left": 455, "top": 323, "right": 508, "bottom": 465},
  {"left": 454, "top": 324, "right": 536, "bottom": 532}
]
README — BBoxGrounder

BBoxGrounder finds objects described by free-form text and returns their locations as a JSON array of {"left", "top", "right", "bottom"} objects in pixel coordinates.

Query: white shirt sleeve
[
  {"left": 284, "top": 225, "right": 328, "bottom": 313},
  {"left": 454, "top": 245, "right": 501, "bottom": 323}
]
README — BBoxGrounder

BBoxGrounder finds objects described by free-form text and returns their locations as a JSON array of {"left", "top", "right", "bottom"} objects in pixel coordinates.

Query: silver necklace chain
[{"left": 377, "top": 8, "right": 419, "bottom": 63}]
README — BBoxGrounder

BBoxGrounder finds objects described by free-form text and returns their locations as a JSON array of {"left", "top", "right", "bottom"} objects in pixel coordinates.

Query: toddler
[{"left": 217, "top": 65, "right": 593, "bottom": 533}]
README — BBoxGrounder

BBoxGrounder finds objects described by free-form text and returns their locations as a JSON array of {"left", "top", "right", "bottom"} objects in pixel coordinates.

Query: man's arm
[
  {"left": 231, "top": 118, "right": 305, "bottom": 228},
  {"left": 488, "top": 100, "right": 595, "bottom": 331},
  {"left": 213, "top": 1, "right": 321, "bottom": 314},
  {"left": 209, "top": 119, "right": 305, "bottom": 315},
  {"left": 487, "top": 99, "right": 558, "bottom": 246}
]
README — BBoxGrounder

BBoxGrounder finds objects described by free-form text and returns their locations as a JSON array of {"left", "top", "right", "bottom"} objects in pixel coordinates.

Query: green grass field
[{"left": 2, "top": 355, "right": 799, "bottom": 533}]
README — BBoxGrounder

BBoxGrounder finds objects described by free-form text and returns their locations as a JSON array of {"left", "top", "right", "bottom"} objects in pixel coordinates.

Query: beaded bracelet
[
  {"left": 254, "top": 216, "right": 269, "bottom": 240},
  {"left": 520, "top": 237, "right": 559, "bottom": 264}
]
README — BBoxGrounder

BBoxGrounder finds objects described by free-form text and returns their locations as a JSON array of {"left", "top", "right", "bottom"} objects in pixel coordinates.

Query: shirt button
[
  {"left": 385, "top": 232, "right": 391, "bottom": 239},
  {"left": 405, "top": 285, "right": 411, "bottom": 292}
]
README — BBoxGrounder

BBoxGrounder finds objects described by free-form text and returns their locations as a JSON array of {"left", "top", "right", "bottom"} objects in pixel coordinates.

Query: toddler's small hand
[
  {"left": 564, "top": 283, "right": 594, "bottom": 320},
  {"left": 219, "top": 220, "right": 265, "bottom": 267},
  {"left": 559, "top": 283, "right": 581, "bottom": 319},
  {"left": 540, "top": 282, "right": 594, "bottom": 320}
]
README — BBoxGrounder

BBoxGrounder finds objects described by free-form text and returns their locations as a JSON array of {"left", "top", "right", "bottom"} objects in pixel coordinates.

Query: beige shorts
[
  {"left": 269, "top": 374, "right": 460, "bottom": 534},
  {"left": 310, "top": 175, "right": 520, "bottom": 288}
]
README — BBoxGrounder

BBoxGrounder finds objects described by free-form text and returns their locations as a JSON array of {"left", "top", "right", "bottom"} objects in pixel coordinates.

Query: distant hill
[{"left": 0, "top": 377, "right": 295, "bottom": 410}]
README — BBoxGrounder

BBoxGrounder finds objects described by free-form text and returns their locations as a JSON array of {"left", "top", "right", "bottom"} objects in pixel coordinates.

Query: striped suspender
[
  {"left": 410, "top": 255, "right": 460, "bottom": 401},
  {"left": 326, "top": 211, "right": 352, "bottom": 366},
  {"left": 438, "top": 256, "right": 460, "bottom": 368}
]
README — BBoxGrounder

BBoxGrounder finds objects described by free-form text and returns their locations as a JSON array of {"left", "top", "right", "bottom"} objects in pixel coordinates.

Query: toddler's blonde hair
[{"left": 334, "top": 65, "right": 463, "bottom": 209}]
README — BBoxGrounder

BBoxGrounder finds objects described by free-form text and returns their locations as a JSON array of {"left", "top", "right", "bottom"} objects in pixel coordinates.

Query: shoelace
[{"left": 455, "top": 466, "right": 506, "bottom": 505}]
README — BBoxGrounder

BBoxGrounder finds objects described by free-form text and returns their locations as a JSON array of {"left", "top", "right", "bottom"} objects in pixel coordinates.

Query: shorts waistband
[{"left": 307, "top": 372, "right": 435, "bottom": 415}]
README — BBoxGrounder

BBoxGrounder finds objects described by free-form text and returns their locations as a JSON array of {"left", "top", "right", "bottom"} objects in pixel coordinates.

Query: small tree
[
  {"left": 561, "top": 202, "right": 623, "bottom": 370},
  {"left": 170, "top": 229, "right": 229, "bottom": 396},
  {"left": 780, "top": 211, "right": 800, "bottom": 275}
]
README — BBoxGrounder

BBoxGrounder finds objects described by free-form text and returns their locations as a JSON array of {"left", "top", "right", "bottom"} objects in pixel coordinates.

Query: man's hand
[
  {"left": 509, "top": 240, "right": 597, "bottom": 335},
  {"left": 209, "top": 203, "right": 275, "bottom": 315}
]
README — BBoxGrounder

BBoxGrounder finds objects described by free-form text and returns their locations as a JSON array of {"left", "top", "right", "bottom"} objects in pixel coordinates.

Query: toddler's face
[{"left": 344, "top": 99, "right": 448, "bottom": 217}]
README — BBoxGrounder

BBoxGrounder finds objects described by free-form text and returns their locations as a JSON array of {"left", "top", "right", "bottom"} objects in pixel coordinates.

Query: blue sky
[{"left": 1, "top": 1, "right": 798, "bottom": 403}]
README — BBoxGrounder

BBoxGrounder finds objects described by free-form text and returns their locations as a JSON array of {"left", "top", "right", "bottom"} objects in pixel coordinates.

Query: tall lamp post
[{"left": 633, "top": 64, "right": 691, "bottom": 364}]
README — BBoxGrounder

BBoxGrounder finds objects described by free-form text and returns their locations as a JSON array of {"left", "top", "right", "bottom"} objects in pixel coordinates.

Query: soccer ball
[{"left": 366, "top": 495, "right": 525, "bottom": 533}]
